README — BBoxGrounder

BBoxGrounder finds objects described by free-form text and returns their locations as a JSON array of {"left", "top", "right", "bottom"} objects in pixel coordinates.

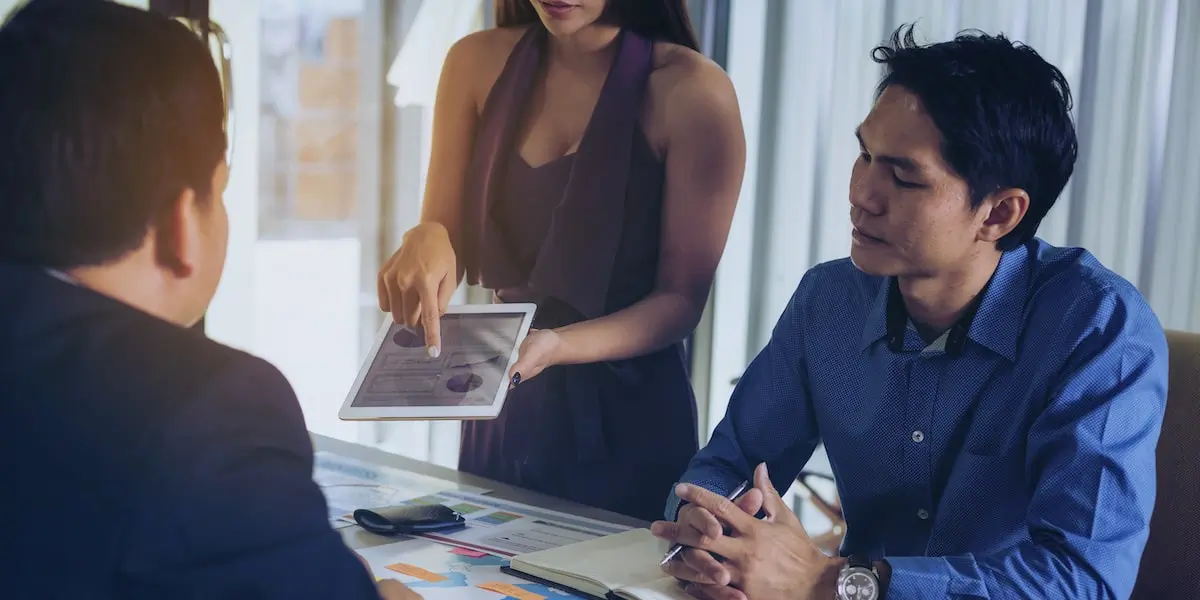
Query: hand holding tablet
[{"left": 339, "top": 304, "right": 537, "bottom": 421}]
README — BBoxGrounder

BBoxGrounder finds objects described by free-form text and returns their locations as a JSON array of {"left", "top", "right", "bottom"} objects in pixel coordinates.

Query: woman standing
[{"left": 377, "top": 0, "right": 745, "bottom": 521}]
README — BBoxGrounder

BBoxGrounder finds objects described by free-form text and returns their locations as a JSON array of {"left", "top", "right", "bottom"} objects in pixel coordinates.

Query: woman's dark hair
[
  {"left": 871, "top": 23, "right": 1078, "bottom": 251},
  {"left": 496, "top": 0, "right": 699, "bottom": 51}
]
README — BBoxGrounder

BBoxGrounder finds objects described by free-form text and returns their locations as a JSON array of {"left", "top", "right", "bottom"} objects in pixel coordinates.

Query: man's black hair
[
  {"left": 0, "top": 0, "right": 227, "bottom": 268},
  {"left": 872, "top": 24, "right": 1078, "bottom": 251}
]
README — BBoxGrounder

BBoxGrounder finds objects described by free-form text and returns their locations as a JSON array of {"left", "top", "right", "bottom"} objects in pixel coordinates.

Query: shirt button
[
  {"left": 917, "top": 509, "right": 930, "bottom": 520},
  {"left": 911, "top": 430, "right": 925, "bottom": 443}
]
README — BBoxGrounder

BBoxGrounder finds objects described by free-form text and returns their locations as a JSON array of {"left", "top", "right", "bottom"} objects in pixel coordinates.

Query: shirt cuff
[{"left": 884, "top": 556, "right": 987, "bottom": 599}]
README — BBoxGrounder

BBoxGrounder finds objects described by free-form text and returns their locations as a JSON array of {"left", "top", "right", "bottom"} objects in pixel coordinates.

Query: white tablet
[{"left": 338, "top": 303, "right": 537, "bottom": 421}]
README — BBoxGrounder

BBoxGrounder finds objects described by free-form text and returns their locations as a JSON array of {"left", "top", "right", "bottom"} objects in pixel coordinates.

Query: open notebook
[{"left": 505, "top": 528, "right": 692, "bottom": 600}]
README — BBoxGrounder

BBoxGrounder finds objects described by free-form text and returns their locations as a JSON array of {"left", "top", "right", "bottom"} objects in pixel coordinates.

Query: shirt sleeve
[
  {"left": 665, "top": 273, "right": 823, "bottom": 520},
  {"left": 885, "top": 287, "right": 1169, "bottom": 600},
  {"left": 117, "top": 354, "right": 382, "bottom": 600}
]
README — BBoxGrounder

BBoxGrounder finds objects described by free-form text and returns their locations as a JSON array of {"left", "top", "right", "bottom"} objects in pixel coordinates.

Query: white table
[{"left": 312, "top": 433, "right": 647, "bottom": 552}]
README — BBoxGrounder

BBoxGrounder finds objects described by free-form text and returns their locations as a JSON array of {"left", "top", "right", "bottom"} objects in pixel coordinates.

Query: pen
[{"left": 660, "top": 480, "right": 750, "bottom": 565}]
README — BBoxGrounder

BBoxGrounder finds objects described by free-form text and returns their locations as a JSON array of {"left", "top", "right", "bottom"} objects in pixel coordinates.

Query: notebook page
[
  {"left": 613, "top": 575, "right": 695, "bottom": 600},
  {"left": 511, "top": 528, "right": 670, "bottom": 591}
]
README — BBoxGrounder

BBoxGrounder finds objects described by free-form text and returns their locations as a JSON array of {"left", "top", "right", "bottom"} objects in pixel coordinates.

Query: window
[{"left": 259, "top": 0, "right": 364, "bottom": 240}]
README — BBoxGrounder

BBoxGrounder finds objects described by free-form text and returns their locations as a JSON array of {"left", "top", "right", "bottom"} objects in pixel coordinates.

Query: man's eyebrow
[{"left": 855, "top": 127, "right": 923, "bottom": 173}]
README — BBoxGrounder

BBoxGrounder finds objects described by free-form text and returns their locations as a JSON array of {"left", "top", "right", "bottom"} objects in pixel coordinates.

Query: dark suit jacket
[{"left": 0, "top": 264, "right": 380, "bottom": 599}]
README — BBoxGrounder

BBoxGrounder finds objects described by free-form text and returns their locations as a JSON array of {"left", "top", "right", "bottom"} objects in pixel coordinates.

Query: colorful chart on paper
[
  {"left": 356, "top": 537, "right": 589, "bottom": 600},
  {"left": 396, "top": 491, "right": 630, "bottom": 556},
  {"left": 312, "top": 452, "right": 490, "bottom": 527}
]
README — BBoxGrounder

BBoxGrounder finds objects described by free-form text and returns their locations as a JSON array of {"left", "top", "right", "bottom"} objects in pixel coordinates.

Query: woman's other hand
[
  {"left": 508, "top": 329, "right": 566, "bottom": 386},
  {"left": 377, "top": 222, "right": 458, "bottom": 357}
]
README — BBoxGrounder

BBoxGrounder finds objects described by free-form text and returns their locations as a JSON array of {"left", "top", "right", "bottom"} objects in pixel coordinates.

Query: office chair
[{"left": 794, "top": 470, "right": 845, "bottom": 555}]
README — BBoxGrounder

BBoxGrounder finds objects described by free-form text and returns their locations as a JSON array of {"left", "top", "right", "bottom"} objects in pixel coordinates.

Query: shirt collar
[{"left": 859, "top": 243, "right": 1030, "bottom": 360}]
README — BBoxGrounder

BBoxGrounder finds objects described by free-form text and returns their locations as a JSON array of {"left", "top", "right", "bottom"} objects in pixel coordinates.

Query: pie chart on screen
[
  {"left": 393, "top": 327, "right": 424, "bottom": 348},
  {"left": 446, "top": 373, "right": 483, "bottom": 394}
]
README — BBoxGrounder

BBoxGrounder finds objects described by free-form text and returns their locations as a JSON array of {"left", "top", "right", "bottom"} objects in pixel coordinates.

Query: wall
[
  {"left": 1147, "top": 0, "right": 1200, "bottom": 332},
  {"left": 205, "top": 0, "right": 262, "bottom": 355},
  {"left": 252, "top": 239, "right": 363, "bottom": 441}
]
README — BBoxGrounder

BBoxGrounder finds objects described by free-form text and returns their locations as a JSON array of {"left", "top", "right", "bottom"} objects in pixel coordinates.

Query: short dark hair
[
  {"left": 0, "top": 0, "right": 227, "bottom": 268},
  {"left": 871, "top": 24, "right": 1078, "bottom": 251},
  {"left": 496, "top": 0, "right": 700, "bottom": 51}
]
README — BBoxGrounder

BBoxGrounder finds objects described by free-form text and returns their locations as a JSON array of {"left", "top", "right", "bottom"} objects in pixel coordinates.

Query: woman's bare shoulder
[
  {"left": 644, "top": 42, "right": 739, "bottom": 145},
  {"left": 648, "top": 42, "right": 734, "bottom": 100},
  {"left": 446, "top": 26, "right": 532, "bottom": 111},
  {"left": 452, "top": 25, "right": 529, "bottom": 57}
]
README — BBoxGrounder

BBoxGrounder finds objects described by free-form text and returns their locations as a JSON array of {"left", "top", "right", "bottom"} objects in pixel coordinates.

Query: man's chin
[{"left": 849, "top": 246, "right": 900, "bottom": 277}]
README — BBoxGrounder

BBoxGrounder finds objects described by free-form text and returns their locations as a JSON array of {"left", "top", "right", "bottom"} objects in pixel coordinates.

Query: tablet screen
[{"left": 350, "top": 312, "right": 526, "bottom": 408}]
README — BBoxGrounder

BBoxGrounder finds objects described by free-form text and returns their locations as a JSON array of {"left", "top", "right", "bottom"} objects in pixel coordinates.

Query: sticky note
[
  {"left": 385, "top": 563, "right": 448, "bottom": 582},
  {"left": 451, "top": 547, "right": 490, "bottom": 558},
  {"left": 477, "top": 582, "right": 546, "bottom": 600}
]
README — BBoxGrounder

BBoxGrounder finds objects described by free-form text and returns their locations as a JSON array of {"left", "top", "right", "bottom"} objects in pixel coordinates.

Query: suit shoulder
[
  {"left": 72, "top": 306, "right": 301, "bottom": 434},
  {"left": 123, "top": 313, "right": 287, "bottom": 396},
  {"left": 159, "top": 327, "right": 299, "bottom": 419},
  {"left": 130, "top": 322, "right": 310, "bottom": 472}
]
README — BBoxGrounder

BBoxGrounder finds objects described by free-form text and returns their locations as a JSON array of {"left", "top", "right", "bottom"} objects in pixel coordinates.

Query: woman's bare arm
[
  {"left": 378, "top": 30, "right": 519, "bottom": 342},
  {"left": 553, "top": 52, "right": 746, "bottom": 364},
  {"left": 415, "top": 33, "right": 484, "bottom": 260}
]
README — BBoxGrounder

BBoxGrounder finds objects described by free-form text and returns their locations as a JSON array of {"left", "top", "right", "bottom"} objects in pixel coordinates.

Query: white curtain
[
  {"left": 1147, "top": 0, "right": 1200, "bottom": 332},
  {"left": 386, "top": 0, "right": 484, "bottom": 108}
]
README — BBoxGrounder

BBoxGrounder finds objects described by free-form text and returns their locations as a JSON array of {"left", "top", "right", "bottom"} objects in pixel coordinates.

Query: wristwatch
[{"left": 836, "top": 555, "right": 880, "bottom": 600}]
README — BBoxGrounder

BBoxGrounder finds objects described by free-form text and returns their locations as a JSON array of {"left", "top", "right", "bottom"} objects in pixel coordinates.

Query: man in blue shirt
[{"left": 651, "top": 24, "right": 1169, "bottom": 600}]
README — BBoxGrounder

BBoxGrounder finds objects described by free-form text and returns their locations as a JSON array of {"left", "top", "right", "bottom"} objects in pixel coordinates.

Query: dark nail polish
[{"left": 511, "top": 373, "right": 522, "bottom": 387}]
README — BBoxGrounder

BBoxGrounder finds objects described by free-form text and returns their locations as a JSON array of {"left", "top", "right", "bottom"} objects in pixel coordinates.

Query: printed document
[{"left": 314, "top": 452, "right": 490, "bottom": 526}]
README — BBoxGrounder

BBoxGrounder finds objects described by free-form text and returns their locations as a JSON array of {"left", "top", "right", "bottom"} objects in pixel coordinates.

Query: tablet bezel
[{"left": 337, "top": 303, "right": 537, "bottom": 421}]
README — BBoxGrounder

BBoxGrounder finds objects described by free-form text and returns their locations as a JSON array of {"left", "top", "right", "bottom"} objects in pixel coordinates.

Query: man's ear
[
  {"left": 977, "top": 188, "right": 1029, "bottom": 244},
  {"left": 152, "top": 188, "right": 199, "bottom": 277}
]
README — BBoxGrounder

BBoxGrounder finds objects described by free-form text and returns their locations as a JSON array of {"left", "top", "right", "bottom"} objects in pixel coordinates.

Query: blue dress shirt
[{"left": 669, "top": 239, "right": 1169, "bottom": 599}]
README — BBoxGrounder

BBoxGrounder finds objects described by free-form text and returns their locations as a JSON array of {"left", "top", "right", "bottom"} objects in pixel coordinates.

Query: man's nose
[{"left": 849, "top": 174, "right": 884, "bottom": 216}]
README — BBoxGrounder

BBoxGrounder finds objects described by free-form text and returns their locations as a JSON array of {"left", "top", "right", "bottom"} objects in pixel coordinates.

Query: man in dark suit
[{"left": 0, "top": 2, "right": 418, "bottom": 598}]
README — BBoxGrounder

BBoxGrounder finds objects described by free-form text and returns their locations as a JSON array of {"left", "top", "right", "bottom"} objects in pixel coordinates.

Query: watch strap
[{"left": 847, "top": 554, "right": 873, "bottom": 570}]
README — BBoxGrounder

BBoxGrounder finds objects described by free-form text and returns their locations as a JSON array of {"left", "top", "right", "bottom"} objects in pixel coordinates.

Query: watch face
[{"left": 837, "top": 567, "right": 878, "bottom": 600}]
